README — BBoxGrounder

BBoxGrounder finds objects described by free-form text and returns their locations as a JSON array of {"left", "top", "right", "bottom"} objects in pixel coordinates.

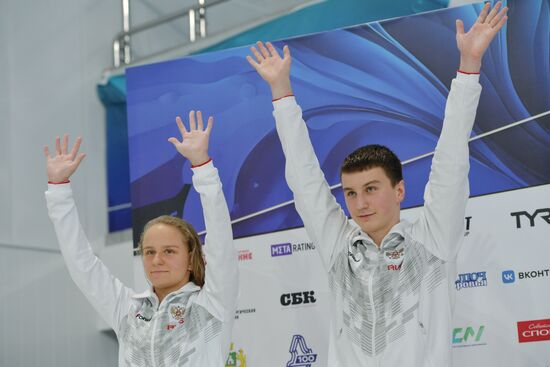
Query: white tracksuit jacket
[
  {"left": 272, "top": 72, "right": 481, "bottom": 367},
  {"left": 46, "top": 161, "right": 238, "bottom": 367}
]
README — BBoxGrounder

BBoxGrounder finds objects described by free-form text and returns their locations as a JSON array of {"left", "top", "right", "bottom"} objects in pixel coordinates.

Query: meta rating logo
[
  {"left": 517, "top": 318, "right": 550, "bottom": 343},
  {"left": 225, "top": 342, "right": 247, "bottom": 367},
  {"left": 510, "top": 208, "right": 550, "bottom": 228},
  {"left": 286, "top": 335, "right": 317, "bottom": 367},
  {"left": 455, "top": 271, "right": 487, "bottom": 290},
  {"left": 271, "top": 242, "right": 315, "bottom": 257},
  {"left": 452, "top": 326, "right": 486, "bottom": 348}
]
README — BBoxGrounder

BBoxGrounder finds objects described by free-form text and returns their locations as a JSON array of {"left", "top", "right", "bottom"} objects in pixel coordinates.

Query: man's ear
[{"left": 396, "top": 179, "right": 405, "bottom": 203}]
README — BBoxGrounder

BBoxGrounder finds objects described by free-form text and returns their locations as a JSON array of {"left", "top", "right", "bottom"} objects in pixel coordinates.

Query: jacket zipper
[
  {"left": 368, "top": 268, "right": 376, "bottom": 357},
  {"left": 150, "top": 309, "right": 159, "bottom": 367}
]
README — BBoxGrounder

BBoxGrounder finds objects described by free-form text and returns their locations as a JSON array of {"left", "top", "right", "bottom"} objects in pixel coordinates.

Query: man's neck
[{"left": 367, "top": 218, "right": 401, "bottom": 248}]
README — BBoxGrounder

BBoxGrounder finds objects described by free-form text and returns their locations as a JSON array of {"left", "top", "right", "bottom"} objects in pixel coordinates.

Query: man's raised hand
[
  {"left": 456, "top": 1, "right": 508, "bottom": 73},
  {"left": 247, "top": 41, "right": 293, "bottom": 100}
]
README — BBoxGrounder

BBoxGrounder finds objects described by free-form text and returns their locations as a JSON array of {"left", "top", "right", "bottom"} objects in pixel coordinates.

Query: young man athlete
[{"left": 247, "top": 2, "right": 507, "bottom": 366}]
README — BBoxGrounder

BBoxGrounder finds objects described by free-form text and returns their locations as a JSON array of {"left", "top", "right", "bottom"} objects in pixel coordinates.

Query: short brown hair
[
  {"left": 341, "top": 144, "right": 403, "bottom": 186},
  {"left": 138, "top": 215, "right": 205, "bottom": 287}
]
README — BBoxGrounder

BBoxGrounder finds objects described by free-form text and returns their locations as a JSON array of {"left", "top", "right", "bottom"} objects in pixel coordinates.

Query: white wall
[
  {"left": 1, "top": 1, "right": 113, "bottom": 249},
  {"left": 0, "top": 0, "right": 13, "bottom": 246},
  {"left": 0, "top": 0, "right": 122, "bottom": 365},
  {"left": 0, "top": 247, "right": 118, "bottom": 367}
]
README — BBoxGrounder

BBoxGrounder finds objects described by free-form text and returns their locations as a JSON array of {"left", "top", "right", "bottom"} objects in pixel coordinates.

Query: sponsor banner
[
  {"left": 455, "top": 272, "right": 488, "bottom": 291},
  {"left": 286, "top": 335, "right": 318, "bottom": 367},
  {"left": 517, "top": 319, "right": 550, "bottom": 343},
  {"left": 238, "top": 249, "right": 253, "bottom": 262},
  {"left": 501, "top": 269, "right": 550, "bottom": 284},
  {"left": 271, "top": 242, "right": 316, "bottom": 257},
  {"left": 280, "top": 291, "right": 317, "bottom": 308},
  {"left": 452, "top": 326, "right": 487, "bottom": 348}
]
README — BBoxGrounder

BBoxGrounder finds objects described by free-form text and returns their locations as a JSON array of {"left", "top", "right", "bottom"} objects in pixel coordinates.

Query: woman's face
[{"left": 141, "top": 223, "right": 191, "bottom": 296}]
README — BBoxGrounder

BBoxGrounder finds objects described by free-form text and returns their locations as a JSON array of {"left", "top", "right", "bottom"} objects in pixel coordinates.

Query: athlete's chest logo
[
  {"left": 166, "top": 304, "right": 186, "bottom": 330},
  {"left": 384, "top": 248, "right": 404, "bottom": 268}
]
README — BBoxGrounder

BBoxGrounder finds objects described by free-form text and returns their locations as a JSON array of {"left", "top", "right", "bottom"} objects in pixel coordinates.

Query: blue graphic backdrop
[{"left": 126, "top": 0, "right": 550, "bottom": 242}]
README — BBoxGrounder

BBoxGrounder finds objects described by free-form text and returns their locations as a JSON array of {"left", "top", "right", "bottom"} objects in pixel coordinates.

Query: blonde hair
[{"left": 138, "top": 215, "right": 205, "bottom": 287}]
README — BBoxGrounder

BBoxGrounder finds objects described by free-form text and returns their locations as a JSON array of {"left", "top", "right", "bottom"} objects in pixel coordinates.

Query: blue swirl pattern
[{"left": 126, "top": 0, "right": 550, "bottom": 238}]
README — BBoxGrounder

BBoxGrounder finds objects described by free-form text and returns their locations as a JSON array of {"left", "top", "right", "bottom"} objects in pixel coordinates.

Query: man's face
[
  {"left": 141, "top": 223, "right": 191, "bottom": 293},
  {"left": 342, "top": 167, "right": 405, "bottom": 245}
]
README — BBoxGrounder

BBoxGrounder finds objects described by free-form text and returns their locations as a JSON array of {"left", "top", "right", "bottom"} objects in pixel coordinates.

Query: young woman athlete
[{"left": 44, "top": 110, "right": 238, "bottom": 366}]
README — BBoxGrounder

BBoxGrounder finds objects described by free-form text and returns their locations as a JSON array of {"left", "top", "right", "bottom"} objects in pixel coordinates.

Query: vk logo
[
  {"left": 287, "top": 335, "right": 317, "bottom": 367},
  {"left": 502, "top": 270, "right": 515, "bottom": 284}
]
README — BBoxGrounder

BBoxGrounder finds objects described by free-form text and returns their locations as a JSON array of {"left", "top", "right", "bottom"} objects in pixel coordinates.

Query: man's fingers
[
  {"left": 176, "top": 116, "right": 188, "bottom": 136},
  {"left": 490, "top": 7, "right": 508, "bottom": 27},
  {"left": 456, "top": 19, "right": 465, "bottom": 36},
  {"left": 69, "top": 137, "right": 82, "bottom": 160},
  {"left": 246, "top": 55, "right": 260, "bottom": 70},
  {"left": 257, "top": 41, "right": 271, "bottom": 59},
  {"left": 167, "top": 137, "right": 180, "bottom": 146},
  {"left": 44, "top": 146, "right": 51, "bottom": 159},
  {"left": 197, "top": 111, "right": 204, "bottom": 130},
  {"left": 283, "top": 45, "right": 291, "bottom": 60},
  {"left": 189, "top": 110, "right": 197, "bottom": 131},
  {"left": 476, "top": 2, "right": 490, "bottom": 23},
  {"left": 250, "top": 47, "right": 263, "bottom": 63},
  {"left": 493, "top": 14, "right": 508, "bottom": 31},
  {"left": 485, "top": 2, "right": 502, "bottom": 24},
  {"left": 266, "top": 42, "right": 281, "bottom": 59},
  {"left": 205, "top": 116, "right": 214, "bottom": 134},
  {"left": 55, "top": 136, "right": 62, "bottom": 155}
]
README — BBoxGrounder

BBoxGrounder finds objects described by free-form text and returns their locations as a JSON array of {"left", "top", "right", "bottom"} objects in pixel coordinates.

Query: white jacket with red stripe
[
  {"left": 46, "top": 161, "right": 238, "bottom": 367},
  {"left": 272, "top": 72, "right": 481, "bottom": 367}
]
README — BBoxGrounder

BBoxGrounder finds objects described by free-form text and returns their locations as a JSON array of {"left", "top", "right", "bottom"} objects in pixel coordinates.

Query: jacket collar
[
  {"left": 132, "top": 281, "right": 201, "bottom": 301},
  {"left": 351, "top": 220, "right": 409, "bottom": 250}
]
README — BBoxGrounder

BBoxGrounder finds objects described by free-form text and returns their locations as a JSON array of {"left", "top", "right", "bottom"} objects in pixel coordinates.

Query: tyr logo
[{"left": 510, "top": 208, "right": 550, "bottom": 228}]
